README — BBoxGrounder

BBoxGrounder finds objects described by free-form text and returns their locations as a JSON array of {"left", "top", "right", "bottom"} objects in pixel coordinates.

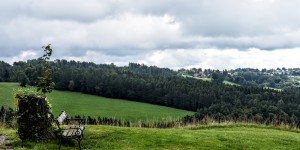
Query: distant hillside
[
  {"left": 1, "top": 60, "right": 300, "bottom": 127},
  {"left": 179, "top": 67, "right": 300, "bottom": 89},
  {"left": 0, "top": 82, "right": 193, "bottom": 122}
]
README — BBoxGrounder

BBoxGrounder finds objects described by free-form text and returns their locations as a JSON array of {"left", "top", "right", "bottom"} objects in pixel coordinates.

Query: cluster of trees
[
  {"left": 0, "top": 61, "right": 11, "bottom": 82},
  {"left": 227, "top": 68, "right": 300, "bottom": 89},
  {"left": 179, "top": 67, "right": 300, "bottom": 89},
  {"left": 195, "top": 88, "right": 300, "bottom": 126},
  {"left": 1, "top": 59, "right": 300, "bottom": 126}
]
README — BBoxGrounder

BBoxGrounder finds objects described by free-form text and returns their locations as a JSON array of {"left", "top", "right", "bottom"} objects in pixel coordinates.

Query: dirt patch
[{"left": 0, "top": 135, "right": 14, "bottom": 149}]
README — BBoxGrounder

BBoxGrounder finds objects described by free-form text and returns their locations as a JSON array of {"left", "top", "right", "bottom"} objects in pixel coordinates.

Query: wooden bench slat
[{"left": 63, "top": 128, "right": 82, "bottom": 137}]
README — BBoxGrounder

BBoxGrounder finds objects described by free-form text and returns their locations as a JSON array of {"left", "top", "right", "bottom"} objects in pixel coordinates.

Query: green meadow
[
  {"left": 0, "top": 82, "right": 16, "bottom": 107},
  {"left": 181, "top": 75, "right": 239, "bottom": 85},
  {"left": 1, "top": 124, "right": 300, "bottom": 150},
  {"left": 0, "top": 82, "right": 193, "bottom": 122}
]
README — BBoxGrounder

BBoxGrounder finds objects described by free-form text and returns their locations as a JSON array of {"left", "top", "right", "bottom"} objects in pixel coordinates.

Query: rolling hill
[{"left": 0, "top": 82, "right": 193, "bottom": 122}]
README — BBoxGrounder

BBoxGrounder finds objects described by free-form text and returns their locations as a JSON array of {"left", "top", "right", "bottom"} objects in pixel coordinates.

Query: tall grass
[
  {"left": 182, "top": 115, "right": 299, "bottom": 132},
  {"left": 71, "top": 114, "right": 300, "bottom": 131}
]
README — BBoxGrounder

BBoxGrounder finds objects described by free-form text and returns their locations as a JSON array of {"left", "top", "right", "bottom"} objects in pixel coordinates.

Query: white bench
[{"left": 56, "top": 111, "right": 85, "bottom": 150}]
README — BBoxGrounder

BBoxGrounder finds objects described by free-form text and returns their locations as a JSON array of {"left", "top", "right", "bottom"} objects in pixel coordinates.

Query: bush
[
  {"left": 13, "top": 44, "right": 55, "bottom": 142},
  {"left": 14, "top": 88, "right": 54, "bottom": 142}
]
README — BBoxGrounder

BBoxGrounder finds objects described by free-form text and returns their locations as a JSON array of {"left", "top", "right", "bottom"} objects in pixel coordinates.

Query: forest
[
  {"left": 1, "top": 59, "right": 300, "bottom": 126},
  {"left": 179, "top": 67, "right": 300, "bottom": 89}
]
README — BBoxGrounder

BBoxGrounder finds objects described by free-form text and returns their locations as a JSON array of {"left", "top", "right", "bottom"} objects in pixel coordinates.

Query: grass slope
[
  {"left": 182, "top": 75, "right": 239, "bottom": 85},
  {"left": 0, "top": 82, "right": 193, "bottom": 122},
  {"left": 0, "top": 82, "right": 15, "bottom": 107},
  {"left": 1, "top": 124, "right": 300, "bottom": 150},
  {"left": 182, "top": 75, "right": 284, "bottom": 90}
]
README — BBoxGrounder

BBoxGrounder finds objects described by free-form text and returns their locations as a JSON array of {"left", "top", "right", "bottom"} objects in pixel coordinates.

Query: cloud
[
  {"left": 0, "top": 50, "right": 39, "bottom": 64},
  {"left": 44, "top": 48, "right": 300, "bottom": 70},
  {"left": 0, "top": 13, "right": 181, "bottom": 57},
  {"left": 58, "top": 50, "right": 143, "bottom": 67},
  {"left": 139, "top": 48, "right": 300, "bottom": 70},
  {"left": 0, "top": 0, "right": 300, "bottom": 69},
  {"left": 1, "top": 48, "right": 299, "bottom": 70}
]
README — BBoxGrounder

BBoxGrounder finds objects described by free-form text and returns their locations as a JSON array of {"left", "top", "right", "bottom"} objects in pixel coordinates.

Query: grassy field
[
  {"left": 264, "top": 87, "right": 282, "bottom": 91},
  {"left": 0, "top": 82, "right": 16, "bottom": 107},
  {"left": 0, "top": 82, "right": 193, "bottom": 122},
  {"left": 182, "top": 75, "right": 285, "bottom": 90},
  {"left": 1, "top": 124, "right": 300, "bottom": 150},
  {"left": 223, "top": 80, "right": 239, "bottom": 86},
  {"left": 293, "top": 76, "right": 300, "bottom": 83},
  {"left": 182, "top": 75, "right": 239, "bottom": 86}
]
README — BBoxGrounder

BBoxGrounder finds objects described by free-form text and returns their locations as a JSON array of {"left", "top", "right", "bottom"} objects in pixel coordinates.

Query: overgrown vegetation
[
  {"left": 14, "top": 89, "right": 54, "bottom": 141},
  {"left": 14, "top": 44, "right": 54, "bottom": 142}
]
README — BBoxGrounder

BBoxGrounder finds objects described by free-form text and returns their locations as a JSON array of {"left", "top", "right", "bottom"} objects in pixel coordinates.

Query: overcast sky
[{"left": 1, "top": 0, "right": 300, "bottom": 70}]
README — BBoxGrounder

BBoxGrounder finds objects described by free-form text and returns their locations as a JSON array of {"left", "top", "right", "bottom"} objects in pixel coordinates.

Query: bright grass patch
[
  {"left": 223, "top": 81, "right": 240, "bottom": 86},
  {"left": 0, "top": 82, "right": 15, "bottom": 107},
  {"left": 0, "top": 82, "right": 193, "bottom": 122}
]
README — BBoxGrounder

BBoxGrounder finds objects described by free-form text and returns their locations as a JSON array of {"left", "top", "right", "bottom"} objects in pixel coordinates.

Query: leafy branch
[{"left": 37, "top": 44, "right": 55, "bottom": 94}]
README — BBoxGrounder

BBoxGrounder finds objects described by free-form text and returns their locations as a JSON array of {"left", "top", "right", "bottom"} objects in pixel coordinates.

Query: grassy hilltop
[
  {"left": 0, "top": 82, "right": 193, "bottom": 122},
  {"left": 1, "top": 124, "right": 300, "bottom": 150}
]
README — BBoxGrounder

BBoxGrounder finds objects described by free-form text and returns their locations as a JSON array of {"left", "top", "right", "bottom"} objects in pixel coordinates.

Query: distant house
[
  {"left": 194, "top": 73, "right": 200, "bottom": 77},
  {"left": 200, "top": 73, "right": 207, "bottom": 78},
  {"left": 194, "top": 72, "right": 207, "bottom": 78}
]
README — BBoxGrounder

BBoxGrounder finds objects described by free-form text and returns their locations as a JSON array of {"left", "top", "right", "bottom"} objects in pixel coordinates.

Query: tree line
[{"left": 1, "top": 59, "right": 300, "bottom": 126}]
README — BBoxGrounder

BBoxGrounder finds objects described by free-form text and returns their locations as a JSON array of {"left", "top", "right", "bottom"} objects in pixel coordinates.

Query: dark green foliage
[
  {"left": 180, "top": 67, "right": 300, "bottom": 89},
  {"left": 211, "top": 71, "right": 225, "bottom": 84},
  {"left": 14, "top": 93, "right": 54, "bottom": 142},
  {"left": 17, "top": 71, "right": 29, "bottom": 87},
  {"left": 0, "top": 61, "right": 11, "bottom": 82}
]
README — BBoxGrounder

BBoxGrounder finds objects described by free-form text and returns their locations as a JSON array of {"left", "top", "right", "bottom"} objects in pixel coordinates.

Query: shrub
[
  {"left": 13, "top": 44, "right": 55, "bottom": 142},
  {"left": 14, "top": 88, "right": 54, "bottom": 142}
]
